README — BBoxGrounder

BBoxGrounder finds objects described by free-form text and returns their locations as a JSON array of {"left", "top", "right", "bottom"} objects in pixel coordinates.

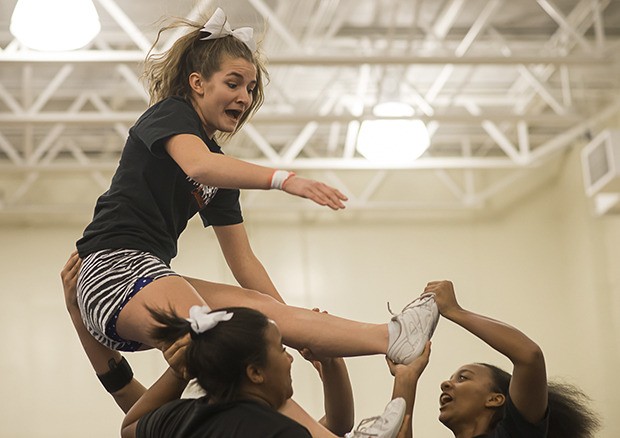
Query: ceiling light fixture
[
  {"left": 356, "top": 101, "right": 430, "bottom": 163},
  {"left": 10, "top": 0, "right": 101, "bottom": 51}
]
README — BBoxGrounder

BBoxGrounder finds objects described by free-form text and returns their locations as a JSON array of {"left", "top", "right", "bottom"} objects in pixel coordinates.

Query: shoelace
[
  {"left": 387, "top": 292, "right": 435, "bottom": 316},
  {"left": 352, "top": 415, "right": 382, "bottom": 436}
]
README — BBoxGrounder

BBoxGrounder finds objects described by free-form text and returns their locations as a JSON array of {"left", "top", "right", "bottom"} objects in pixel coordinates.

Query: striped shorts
[{"left": 77, "top": 248, "right": 177, "bottom": 351}]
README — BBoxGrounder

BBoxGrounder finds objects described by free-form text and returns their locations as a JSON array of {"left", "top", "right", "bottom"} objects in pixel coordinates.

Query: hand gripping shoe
[{"left": 386, "top": 293, "right": 439, "bottom": 364}]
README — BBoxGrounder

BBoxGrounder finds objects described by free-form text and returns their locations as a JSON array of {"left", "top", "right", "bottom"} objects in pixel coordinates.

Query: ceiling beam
[
  {"left": 0, "top": 112, "right": 587, "bottom": 124},
  {"left": 0, "top": 52, "right": 612, "bottom": 65}
]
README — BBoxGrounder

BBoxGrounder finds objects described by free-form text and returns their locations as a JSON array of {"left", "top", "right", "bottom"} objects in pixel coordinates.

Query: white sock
[{"left": 387, "top": 318, "right": 401, "bottom": 348}]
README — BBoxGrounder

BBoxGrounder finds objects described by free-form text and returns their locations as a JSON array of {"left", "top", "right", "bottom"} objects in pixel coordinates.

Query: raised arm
[
  {"left": 121, "top": 336, "right": 190, "bottom": 438},
  {"left": 298, "top": 308, "right": 354, "bottom": 435},
  {"left": 213, "top": 223, "right": 285, "bottom": 303},
  {"left": 315, "top": 356, "right": 355, "bottom": 435},
  {"left": 62, "top": 251, "right": 146, "bottom": 413},
  {"left": 386, "top": 341, "right": 431, "bottom": 438},
  {"left": 299, "top": 349, "right": 355, "bottom": 436},
  {"left": 165, "top": 134, "right": 347, "bottom": 210},
  {"left": 425, "top": 280, "right": 548, "bottom": 424}
]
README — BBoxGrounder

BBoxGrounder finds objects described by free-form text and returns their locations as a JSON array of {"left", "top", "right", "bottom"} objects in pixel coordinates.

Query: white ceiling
[{"left": 1, "top": 0, "right": 619, "bottom": 223}]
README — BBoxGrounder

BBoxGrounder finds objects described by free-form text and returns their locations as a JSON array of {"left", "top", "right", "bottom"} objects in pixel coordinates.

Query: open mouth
[
  {"left": 440, "top": 393, "right": 453, "bottom": 407},
  {"left": 225, "top": 109, "right": 242, "bottom": 121}
]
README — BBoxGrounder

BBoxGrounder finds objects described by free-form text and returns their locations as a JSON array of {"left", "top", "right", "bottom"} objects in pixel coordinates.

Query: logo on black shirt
[{"left": 187, "top": 176, "right": 218, "bottom": 209}]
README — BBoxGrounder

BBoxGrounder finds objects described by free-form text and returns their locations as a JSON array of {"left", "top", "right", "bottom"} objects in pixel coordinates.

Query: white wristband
[{"left": 270, "top": 170, "right": 295, "bottom": 190}]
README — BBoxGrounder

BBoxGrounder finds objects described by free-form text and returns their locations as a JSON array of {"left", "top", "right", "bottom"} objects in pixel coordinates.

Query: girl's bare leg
[
  {"left": 115, "top": 276, "right": 206, "bottom": 348},
  {"left": 184, "top": 276, "right": 388, "bottom": 357},
  {"left": 115, "top": 275, "right": 388, "bottom": 357}
]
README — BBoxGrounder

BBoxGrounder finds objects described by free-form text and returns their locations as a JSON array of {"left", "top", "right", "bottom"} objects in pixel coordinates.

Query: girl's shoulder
[
  {"left": 149, "top": 96, "right": 193, "bottom": 113},
  {"left": 134, "top": 96, "right": 198, "bottom": 130}
]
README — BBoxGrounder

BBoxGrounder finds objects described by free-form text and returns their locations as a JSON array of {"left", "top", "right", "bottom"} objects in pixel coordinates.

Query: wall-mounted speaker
[{"left": 581, "top": 129, "right": 620, "bottom": 198}]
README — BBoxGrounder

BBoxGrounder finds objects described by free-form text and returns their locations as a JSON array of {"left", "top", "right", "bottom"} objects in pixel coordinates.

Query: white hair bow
[
  {"left": 199, "top": 8, "right": 256, "bottom": 52},
  {"left": 186, "top": 305, "right": 234, "bottom": 334}
]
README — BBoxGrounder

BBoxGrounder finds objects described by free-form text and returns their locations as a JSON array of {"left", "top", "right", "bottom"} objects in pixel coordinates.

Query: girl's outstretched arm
[{"left": 166, "top": 134, "right": 347, "bottom": 210}]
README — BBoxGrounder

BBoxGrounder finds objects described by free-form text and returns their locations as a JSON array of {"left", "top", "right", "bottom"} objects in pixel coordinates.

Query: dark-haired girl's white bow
[
  {"left": 186, "top": 305, "right": 234, "bottom": 334},
  {"left": 199, "top": 8, "right": 256, "bottom": 52}
]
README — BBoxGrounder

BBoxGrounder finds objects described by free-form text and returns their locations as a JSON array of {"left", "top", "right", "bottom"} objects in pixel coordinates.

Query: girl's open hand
[{"left": 283, "top": 176, "right": 347, "bottom": 210}]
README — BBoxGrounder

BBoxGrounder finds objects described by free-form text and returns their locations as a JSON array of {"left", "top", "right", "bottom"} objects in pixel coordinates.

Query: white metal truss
[{"left": 0, "top": 0, "right": 619, "bottom": 220}]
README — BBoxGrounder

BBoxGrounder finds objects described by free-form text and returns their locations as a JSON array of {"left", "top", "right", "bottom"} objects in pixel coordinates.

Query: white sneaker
[
  {"left": 387, "top": 294, "right": 439, "bottom": 365},
  {"left": 345, "top": 397, "right": 406, "bottom": 438}
]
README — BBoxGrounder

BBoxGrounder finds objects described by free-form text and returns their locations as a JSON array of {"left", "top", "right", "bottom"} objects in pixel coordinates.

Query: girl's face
[
  {"left": 259, "top": 321, "right": 294, "bottom": 409},
  {"left": 438, "top": 363, "right": 503, "bottom": 429},
  {"left": 190, "top": 56, "right": 257, "bottom": 138}
]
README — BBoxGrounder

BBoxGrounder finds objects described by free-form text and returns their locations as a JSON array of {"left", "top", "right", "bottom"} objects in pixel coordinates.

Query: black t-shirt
[
  {"left": 136, "top": 398, "right": 312, "bottom": 438},
  {"left": 475, "top": 394, "right": 549, "bottom": 438},
  {"left": 76, "top": 96, "right": 243, "bottom": 265}
]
